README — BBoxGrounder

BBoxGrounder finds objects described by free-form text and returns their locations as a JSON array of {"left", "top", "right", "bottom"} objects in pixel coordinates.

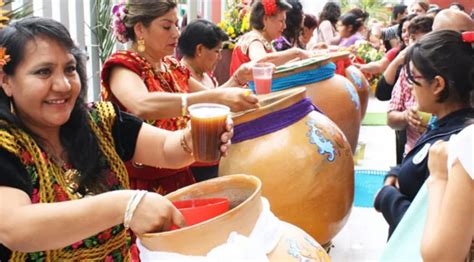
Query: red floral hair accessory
[
  {"left": 262, "top": 0, "right": 278, "bottom": 16},
  {"left": 0, "top": 47, "right": 10, "bottom": 70},
  {"left": 461, "top": 31, "right": 474, "bottom": 43}
]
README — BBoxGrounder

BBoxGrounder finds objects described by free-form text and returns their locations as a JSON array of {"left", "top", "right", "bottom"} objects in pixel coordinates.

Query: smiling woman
[{"left": 0, "top": 16, "right": 234, "bottom": 261}]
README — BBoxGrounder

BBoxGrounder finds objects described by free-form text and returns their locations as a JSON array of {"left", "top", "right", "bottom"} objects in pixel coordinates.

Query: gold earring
[{"left": 137, "top": 38, "right": 146, "bottom": 53}]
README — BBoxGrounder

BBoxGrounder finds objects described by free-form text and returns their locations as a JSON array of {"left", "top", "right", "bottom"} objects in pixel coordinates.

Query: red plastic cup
[{"left": 170, "top": 198, "right": 229, "bottom": 230}]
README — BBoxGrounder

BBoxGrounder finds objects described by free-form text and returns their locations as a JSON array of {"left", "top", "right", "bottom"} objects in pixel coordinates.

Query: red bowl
[{"left": 171, "top": 198, "right": 229, "bottom": 230}]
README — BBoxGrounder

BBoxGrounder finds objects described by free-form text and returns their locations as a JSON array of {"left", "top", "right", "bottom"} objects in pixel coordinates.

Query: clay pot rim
[
  {"left": 329, "top": 51, "right": 351, "bottom": 61},
  {"left": 140, "top": 174, "right": 262, "bottom": 237},
  {"left": 231, "top": 87, "right": 307, "bottom": 124}
]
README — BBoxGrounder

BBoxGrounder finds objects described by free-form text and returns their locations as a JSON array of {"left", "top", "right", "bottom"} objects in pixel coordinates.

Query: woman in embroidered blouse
[
  {"left": 0, "top": 17, "right": 233, "bottom": 261},
  {"left": 101, "top": 0, "right": 257, "bottom": 195},
  {"left": 229, "top": 0, "right": 312, "bottom": 75}
]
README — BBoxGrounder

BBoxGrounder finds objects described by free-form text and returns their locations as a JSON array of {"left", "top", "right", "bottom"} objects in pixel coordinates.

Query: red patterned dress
[
  {"left": 229, "top": 31, "right": 274, "bottom": 76},
  {"left": 101, "top": 50, "right": 195, "bottom": 195}
]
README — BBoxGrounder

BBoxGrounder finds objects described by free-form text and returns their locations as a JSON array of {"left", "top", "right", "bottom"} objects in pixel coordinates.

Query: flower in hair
[
  {"left": 112, "top": 3, "right": 129, "bottom": 43},
  {"left": 262, "top": 0, "right": 278, "bottom": 16},
  {"left": 0, "top": 47, "right": 10, "bottom": 69}
]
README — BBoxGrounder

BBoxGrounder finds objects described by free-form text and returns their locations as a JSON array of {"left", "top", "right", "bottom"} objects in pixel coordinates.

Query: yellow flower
[
  {"left": 227, "top": 26, "right": 235, "bottom": 35},
  {"left": 228, "top": 43, "right": 235, "bottom": 49}
]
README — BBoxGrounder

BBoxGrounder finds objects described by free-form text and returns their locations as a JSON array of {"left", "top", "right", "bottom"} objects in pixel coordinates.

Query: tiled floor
[{"left": 329, "top": 96, "right": 395, "bottom": 261}]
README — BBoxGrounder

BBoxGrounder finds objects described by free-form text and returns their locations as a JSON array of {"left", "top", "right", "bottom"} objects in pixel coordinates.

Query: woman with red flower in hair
[{"left": 229, "top": 0, "right": 312, "bottom": 75}]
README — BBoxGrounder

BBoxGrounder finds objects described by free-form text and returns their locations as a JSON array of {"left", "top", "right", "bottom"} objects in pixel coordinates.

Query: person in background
[
  {"left": 273, "top": 0, "right": 304, "bottom": 51},
  {"left": 0, "top": 17, "right": 233, "bottom": 261},
  {"left": 300, "top": 14, "right": 318, "bottom": 49},
  {"left": 410, "top": 1, "right": 429, "bottom": 15},
  {"left": 387, "top": 15, "right": 433, "bottom": 156},
  {"left": 449, "top": 2, "right": 465, "bottom": 12},
  {"left": 337, "top": 13, "right": 367, "bottom": 47},
  {"left": 102, "top": 0, "right": 258, "bottom": 195},
  {"left": 382, "top": 4, "right": 408, "bottom": 50},
  {"left": 422, "top": 125, "right": 474, "bottom": 261},
  {"left": 178, "top": 19, "right": 228, "bottom": 88},
  {"left": 432, "top": 9, "right": 474, "bottom": 32},
  {"left": 178, "top": 19, "right": 233, "bottom": 182},
  {"left": 374, "top": 30, "right": 474, "bottom": 238},
  {"left": 375, "top": 14, "right": 417, "bottom": 101},
  {"left": 229, "top": 0, "right": 312, "bottom": 75},
  {"left": 317, "top": 2, "right": 341, "bottom": 46}
]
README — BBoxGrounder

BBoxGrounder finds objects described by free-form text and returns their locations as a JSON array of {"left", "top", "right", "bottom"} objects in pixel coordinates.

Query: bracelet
[
  {"left": 180, "top": 128, "right": 193, "bottom": 155},
  {"left": 233, "top": 73, "right": 247, "bottom": 86},
  {"left": 181, "top": 95, "right": 188, "bottom": 117},
  {"left": 123, "top": 190, "right": 147, "bottom": 229}
]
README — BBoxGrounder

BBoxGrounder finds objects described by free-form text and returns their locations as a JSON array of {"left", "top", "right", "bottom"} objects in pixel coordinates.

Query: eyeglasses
[{"left": 405, "top": 70, "right": 425, "bottom": 85}]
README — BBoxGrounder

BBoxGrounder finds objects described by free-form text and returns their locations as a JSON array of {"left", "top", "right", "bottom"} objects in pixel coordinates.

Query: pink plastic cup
[{"left": 252, "top": 62, "right": 273, "bottom": 94}]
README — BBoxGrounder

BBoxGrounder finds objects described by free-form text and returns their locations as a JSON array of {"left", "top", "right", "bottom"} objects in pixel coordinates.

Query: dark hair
[
  {"left": 123, "top": 0, "right": 177, "bottom": 41},
  {"left": 426, "top": 7, "right": 442, "bottom": 16},
  {"left": 406, "top": 30, "right": 474, "bottom": 104},
  {"left": 412, "top": 1, "right": 429, "bottom": 13},
  {"left": 250, "top": 0, "right": 292, "bottom": 30},
  {"left": 0, "top": 17, "right": 107, "bottom": 194},
  {"left": 393, "top": 4, "right": 408, "bottom": 21},
  {"left": 407, "top": 15, "right": 433, "bottom": 35},
  {"left": 178, "top": 19, "right": 228, "bottom": 57},
  {"left": 349, "top": 8, "right": 369, "bottom": 23},
  {"left": 449, "top": 2, "right": 465, "bottom": 11},
  {"left": 397, "top": 14, "right": 417, "bottom": 50},
  {"left": 339, "top": 13, "right": 364, "bottom": 34},
  {"left": 281, "top": 0, "right": 304, "bottom": 48},
  {"left": 319, "top": 2, "right": 341, "bottom": 25},
  {"left": 303, "top": 13, "right": 318, "bottom": 29}
]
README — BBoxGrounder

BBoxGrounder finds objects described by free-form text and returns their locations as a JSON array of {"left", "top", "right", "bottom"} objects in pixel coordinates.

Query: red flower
[
  {"left": 31, "top": 188, "right": 40, "bottom": 203},
  {"left": 21, "top": 151, "right": 34, "bottom": 165},
  {"left": 71, "top": 240, "right": 83, "bottom": 249},
  {"left": 105, "top": 255, "right": 114, "bottom": 262},
  {"left": 262, "top": 0, "right": 277, "bottom": 16},
  {"left": 53, "top": 184, "right": 69, "bottom": 202}
]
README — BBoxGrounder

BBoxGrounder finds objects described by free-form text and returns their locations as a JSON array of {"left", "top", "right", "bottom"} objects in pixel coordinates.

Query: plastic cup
[
  {"left": 171, "top": 198, "right": 229, "bottom": 230},
  {"left": 252, "top": 62, "right": 273, "bottom": 94},
  {"left": 188, "top": 103, "right": 230, "bottom": 163},
  {"left": 418, "top": 111, "right": 432, "bottom": 126}
]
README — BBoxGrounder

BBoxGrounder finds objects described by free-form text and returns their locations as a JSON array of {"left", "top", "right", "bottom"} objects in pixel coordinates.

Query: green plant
[
  {"left": 341, "top": 0, "right": 391, "bottom": 24},
  {"left": 1, "top": 0, "right": 33, "bottom": 27},
  {"left": 218, "top": 0, "right": 250, "bottom": 49},
  {"left": 90, "top": 0, "right": 116, "bottom": 64}
]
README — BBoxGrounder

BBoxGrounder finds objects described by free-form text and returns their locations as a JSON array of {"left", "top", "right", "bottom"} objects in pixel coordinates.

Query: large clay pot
[
  {"left": 269, "top": 57, "right": 361, "bottom": 153},
  {"left": 329, "top": 51, "right": 370, "bottom": 119},
  {"left": 219, "top": 88, "right": 354, "bottom": 245},
  {"left": 139, "top": 175, "right": 330, "bottom": 261}
]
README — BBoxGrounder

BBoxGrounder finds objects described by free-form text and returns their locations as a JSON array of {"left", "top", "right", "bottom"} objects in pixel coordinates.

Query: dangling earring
[
  {"left": 9, "top": 99, "right": 15, "bottom": 115},
  {"left": 137, "top": 38, "right": 146, "bottom": 53}
]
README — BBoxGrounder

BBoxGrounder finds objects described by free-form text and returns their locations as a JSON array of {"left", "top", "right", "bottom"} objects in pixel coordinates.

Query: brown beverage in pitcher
[{"left": 188, "top": 104, "right": 230, "bottom": 162}]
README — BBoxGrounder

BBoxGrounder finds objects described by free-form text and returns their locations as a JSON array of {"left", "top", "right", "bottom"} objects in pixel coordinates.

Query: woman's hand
[
  {"left": 384, "top": 175, "right": 399, "bottom": 189},
  {"left": 405, "top": 107, "right": 424, "bottom": 133},
  {"left": 129, "top": 192, "right": 185, "bottom": 234},
  {"left": 216, "top": 88, "right": 259, "bottom": 112},
  {"left": 220, "top": 117, "right": 234, "bottom": 157},
  {"left": 427, "top": 140, "right": 449, "bottom": 181}
]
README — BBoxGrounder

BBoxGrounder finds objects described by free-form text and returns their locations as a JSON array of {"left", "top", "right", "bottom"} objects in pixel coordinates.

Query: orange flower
[{"left": 0, "top": 47, "right": 10, "bottom": 67}]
